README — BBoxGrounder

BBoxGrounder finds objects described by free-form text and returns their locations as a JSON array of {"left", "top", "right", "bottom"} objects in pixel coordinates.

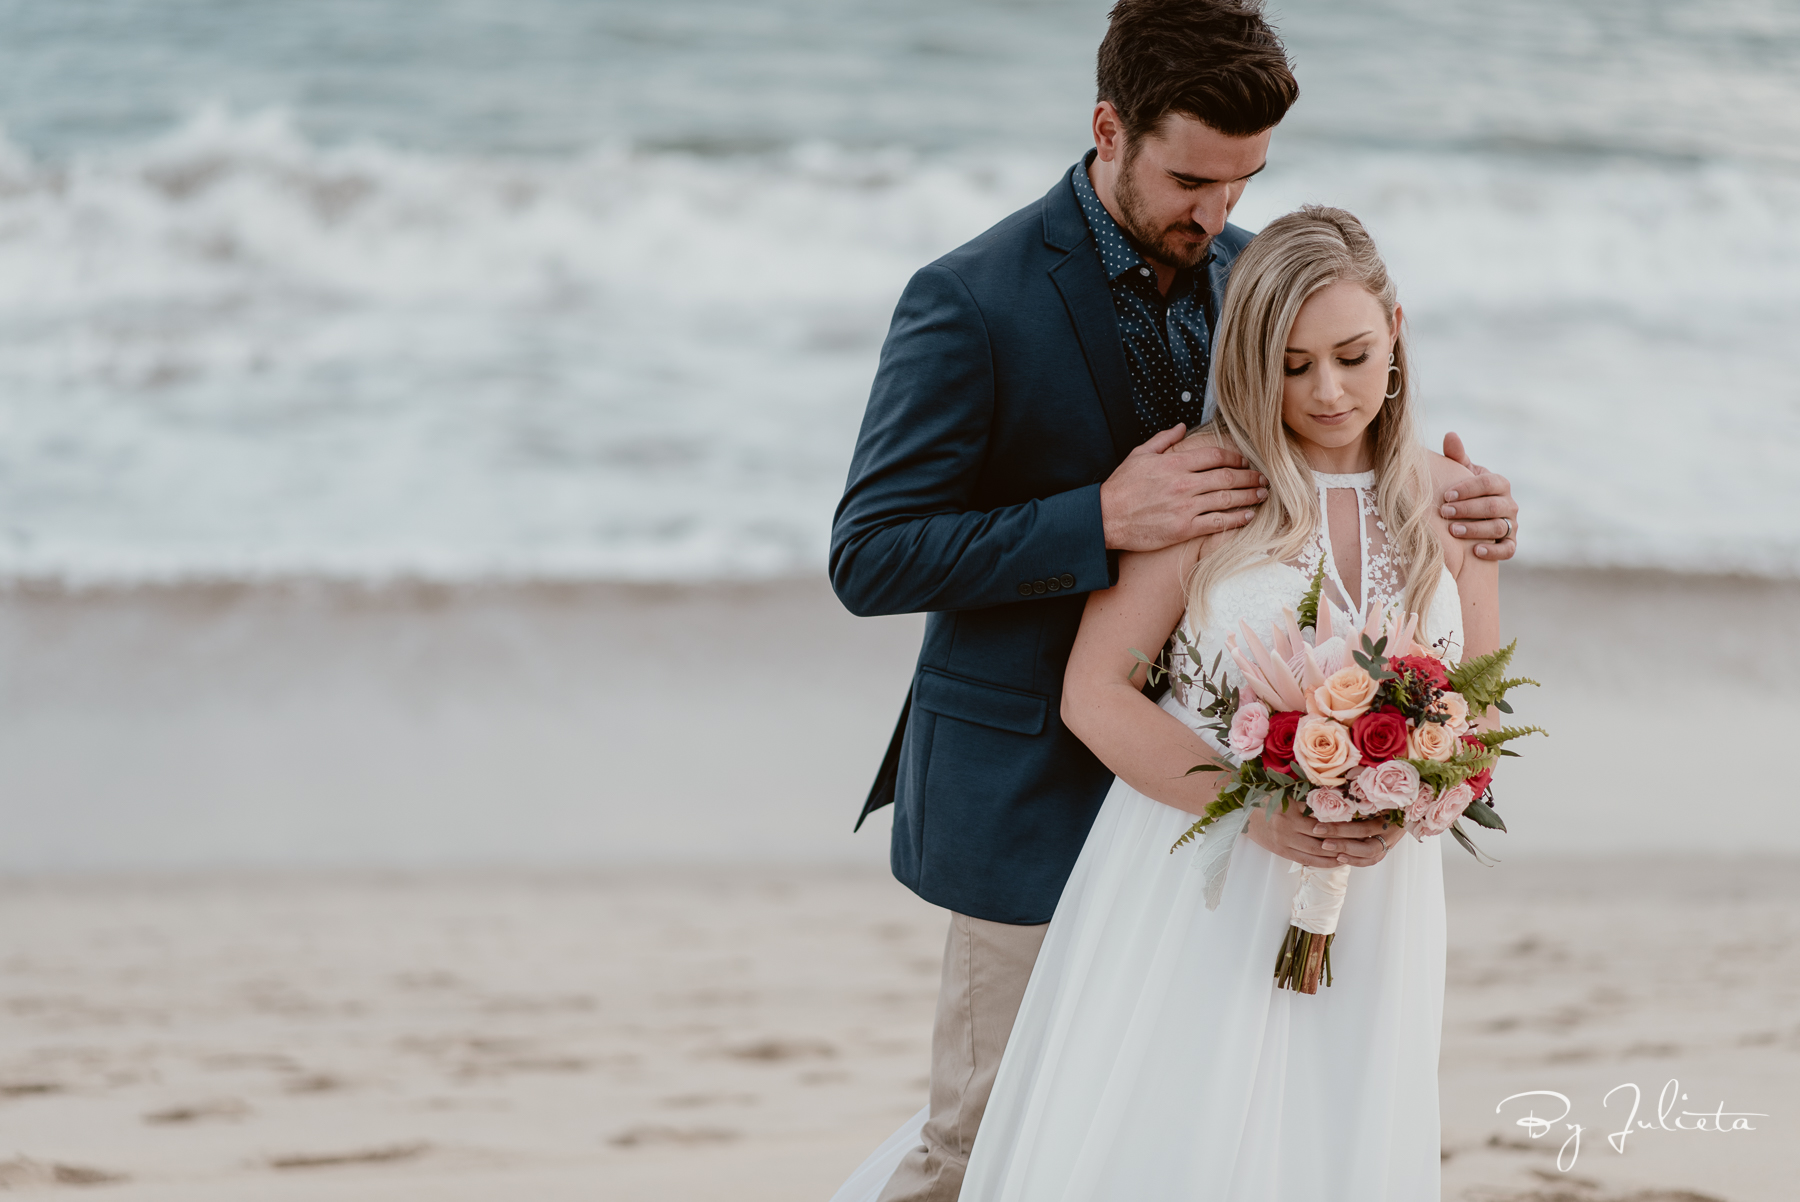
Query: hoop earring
[{"left": 1384, "top": 353, "right": 1402, "bottom": 401}]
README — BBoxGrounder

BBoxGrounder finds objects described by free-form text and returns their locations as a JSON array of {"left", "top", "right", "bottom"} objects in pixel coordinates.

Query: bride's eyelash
[
  {"left": 1338, "top": 351, "right": 1370, "bottom": 367},
  {"left": 1284, "top": 362, "right": 1309, "bottom": 377}
]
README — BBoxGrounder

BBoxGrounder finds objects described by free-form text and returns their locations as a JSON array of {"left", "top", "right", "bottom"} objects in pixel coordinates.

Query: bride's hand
[{"left": 1244, "top": 801, "right": 1397, "bottom": 869}]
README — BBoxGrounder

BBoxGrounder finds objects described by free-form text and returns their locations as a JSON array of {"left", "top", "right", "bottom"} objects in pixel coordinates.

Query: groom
[{"left": 830, "top": 2, "right": 1518, "bottom": 1197}]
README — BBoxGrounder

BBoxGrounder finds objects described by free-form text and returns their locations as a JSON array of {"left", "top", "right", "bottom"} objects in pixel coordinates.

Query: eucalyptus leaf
[
  {"left": 1449, "top": 820, "right": 1499, "bottom": 867},
  {"left": 1462, "top": 800, "right": 1507, "bottom": 831}
]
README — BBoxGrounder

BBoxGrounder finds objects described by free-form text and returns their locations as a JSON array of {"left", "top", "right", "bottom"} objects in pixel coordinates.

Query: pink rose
[
  {"left": 1416, "top": 782, "right": 1474, "bottom": 837},
  {"left": 1306, "top": 786, "right": 1354, "bottom": 823},
  {"left": 1404, "top": 785, "right": 1436, "bottom": 831},
  {"left": 1228, "top": 701, "right": 1270, "bottom": 760},
  {"left": 1357, "top": 758, "right": 1421, "bottom": 813}
]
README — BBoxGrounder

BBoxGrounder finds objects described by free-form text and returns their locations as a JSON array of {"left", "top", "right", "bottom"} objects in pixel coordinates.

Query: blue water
[{"left": 0, "top": 0, "right": 1796, "bottom": 581}]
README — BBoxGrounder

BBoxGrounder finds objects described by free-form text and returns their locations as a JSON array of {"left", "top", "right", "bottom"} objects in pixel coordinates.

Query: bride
[{"left": 834, "top": 205, "right": 1498, "bottom": 1200}]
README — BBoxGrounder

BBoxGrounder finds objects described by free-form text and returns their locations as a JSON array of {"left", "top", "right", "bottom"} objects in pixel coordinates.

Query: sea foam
[{"left": 0, "top": 108, "right": 1794, "bottom": 584}]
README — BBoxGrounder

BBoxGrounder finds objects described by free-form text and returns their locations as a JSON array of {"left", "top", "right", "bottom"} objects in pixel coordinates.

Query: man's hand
[
  {"left": 1244, "top": 799, "right": 1398, "bottom": 869},
  {"left": 1441, "top": 432, "right": 1518, "bottom": 562},
  {"left": 1100, "top": 424, "right": 1268, "bottom": 552}
]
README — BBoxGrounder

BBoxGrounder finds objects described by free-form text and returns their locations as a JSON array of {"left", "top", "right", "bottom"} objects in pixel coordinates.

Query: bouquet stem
[{"left": 1273, "top": 924, "right": 1334, "bottom": 994}]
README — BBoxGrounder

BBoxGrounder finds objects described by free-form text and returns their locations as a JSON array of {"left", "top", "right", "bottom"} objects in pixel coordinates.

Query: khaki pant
[{"left": 877, "top": 912, "right": 1049, "bottom": 1202}]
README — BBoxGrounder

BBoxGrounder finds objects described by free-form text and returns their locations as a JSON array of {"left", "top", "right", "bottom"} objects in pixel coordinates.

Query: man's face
[{"left": 1106, "top": 110, "right": 1271, "bottom": 270}]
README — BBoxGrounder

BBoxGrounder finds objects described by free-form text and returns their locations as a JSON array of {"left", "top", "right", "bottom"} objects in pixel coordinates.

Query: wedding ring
[{"left": 1497, "top": 517, "right": 1512, "bottom": 542}]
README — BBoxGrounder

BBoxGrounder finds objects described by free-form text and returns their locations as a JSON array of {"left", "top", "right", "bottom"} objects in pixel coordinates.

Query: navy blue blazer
[{"left": 830, "top": 161, "right": 1252, "bottom": 925}]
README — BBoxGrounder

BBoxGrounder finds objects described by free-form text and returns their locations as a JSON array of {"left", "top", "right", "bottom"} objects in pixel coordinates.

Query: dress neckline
[{"left": 1312, "top": 469, "right": 1376, "bottom": 488}]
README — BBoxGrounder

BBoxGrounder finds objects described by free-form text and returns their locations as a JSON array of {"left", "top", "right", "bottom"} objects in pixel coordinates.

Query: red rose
[
  {"left": 1350, "top": 706, "right": 1408, "bottom": 763},
  {"left": 1264, "top": 710, "right": 1302, "bottom": 759},
  {"left": 1262, "top": 710, "right": 1302, "bottom": 775},
  {"left": 1389, "top": 654, "right": 1450, "bottom": 691}
]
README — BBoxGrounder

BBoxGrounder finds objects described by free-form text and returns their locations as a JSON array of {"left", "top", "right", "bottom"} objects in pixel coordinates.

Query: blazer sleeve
[{"left": 829, "top": 263, "right": 1114, "bottom": 617}]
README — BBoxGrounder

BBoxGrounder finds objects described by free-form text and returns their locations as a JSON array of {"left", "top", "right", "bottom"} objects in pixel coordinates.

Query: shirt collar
[
  {"left": 1070, "top": 150, "right": 1214, "bottom": 286},
  {"left": 1070, "top": 152, "right": 1149, "bottom": 282}
]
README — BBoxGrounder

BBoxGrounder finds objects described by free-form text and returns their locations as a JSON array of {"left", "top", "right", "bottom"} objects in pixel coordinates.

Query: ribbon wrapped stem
[
  {"left": 1274, "top": 925, "right": 1335, "bottom": 993},
  {"left": 1275, "top": 863, "right": 1351, "bottom": 994}
]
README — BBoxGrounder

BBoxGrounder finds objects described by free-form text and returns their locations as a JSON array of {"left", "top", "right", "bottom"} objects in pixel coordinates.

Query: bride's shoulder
[
  {"left": 1422, "top": 448, "right": 1474, "bottom": 494},
  {"left": 1177, "top": 426, "right": 1248, "bottom": 564},
  {"left": 1419, "top": 449, "right": 1484, "bottom": 579}
]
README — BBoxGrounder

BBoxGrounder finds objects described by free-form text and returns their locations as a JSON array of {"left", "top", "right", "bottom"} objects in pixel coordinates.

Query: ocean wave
[{"left": 0, "top": 108, "right": 1794, "bottom": 584}]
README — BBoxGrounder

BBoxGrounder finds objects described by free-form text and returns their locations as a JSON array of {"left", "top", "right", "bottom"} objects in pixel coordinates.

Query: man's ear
[{"left": 1093, "top": 101, "right": 1127, "bottom": 164}]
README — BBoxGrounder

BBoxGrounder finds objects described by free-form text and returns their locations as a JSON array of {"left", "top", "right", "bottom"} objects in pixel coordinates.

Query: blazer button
[
  {"left": 1060, "top": 572, "right": 1075, "bottom": 588},
  {"left": 1033, "top": 579, "right": 1047, "bottom": 594},
  {"left": 1046, "top": 577, "right": 1061, "bottom": 592},
  {"left": 1017, "top": 581, "right": 1033, "bottom": 598}
]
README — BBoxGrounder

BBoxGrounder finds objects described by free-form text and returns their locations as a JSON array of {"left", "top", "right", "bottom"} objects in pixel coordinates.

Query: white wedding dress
[{"left": 832, "top": 472, "right": 1459, "bottom": 1202}]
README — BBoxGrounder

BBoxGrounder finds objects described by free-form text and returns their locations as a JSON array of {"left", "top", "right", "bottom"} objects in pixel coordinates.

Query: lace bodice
[{"left": 1167, "top": 471, "right": 1462, "bottom": 733}]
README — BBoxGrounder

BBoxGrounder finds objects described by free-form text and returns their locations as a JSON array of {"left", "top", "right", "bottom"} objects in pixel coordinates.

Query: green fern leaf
[
  {"left": 1294, "top": 555, "right": 1327, "bottom": 631},
  {"left": 1171, "top": 819, "right": 1207, "bottom": 851},
  {"left": 1477, "top": 724, "right": 1547, "bottom": 749},
  {"left": 1446, "top": 640, "right": 1520, "bottom": 710}
]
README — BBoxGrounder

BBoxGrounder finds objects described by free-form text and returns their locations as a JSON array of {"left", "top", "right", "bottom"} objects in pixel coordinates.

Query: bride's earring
[{"left": 1383, "top": 352, "right": 1402, "bottom": 401}]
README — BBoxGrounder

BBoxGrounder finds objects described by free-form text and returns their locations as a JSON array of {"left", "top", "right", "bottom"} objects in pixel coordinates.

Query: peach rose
[
  {"left": 1415, "top": 782, "right": 1474, "bottom": 837},
  {"left": 1308, "top": 665, "right": 1379, "bottom": 723},
  {"left": 1307, "top": 786, "right": 1354, "bottom": 823},
  {"left": 1408, "top": 720, "right": 1458, "bottom": 762},
  {"left": 1293, "top": 715, "right": 1359, "bottom": 787},
  {"left": 1430, "top": 690, "right": 1471, "bottom": 735},
  {"left": 1358, "top": 758, "right": 1422, "bottom": 813}
]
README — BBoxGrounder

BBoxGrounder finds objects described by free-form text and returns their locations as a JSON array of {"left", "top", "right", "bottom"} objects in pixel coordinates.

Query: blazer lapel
[
  {"left": 1039, "top": 165, "right": 1138, "bottom": 464},
  {"left": 1049, "top": 247, "right": 1138, "bottom": 464}
]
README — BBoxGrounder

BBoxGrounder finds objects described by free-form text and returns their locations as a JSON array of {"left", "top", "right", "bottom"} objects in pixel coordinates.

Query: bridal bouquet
[{"left": 1139, "top": 566, "right": 1542, "bottom": 995}]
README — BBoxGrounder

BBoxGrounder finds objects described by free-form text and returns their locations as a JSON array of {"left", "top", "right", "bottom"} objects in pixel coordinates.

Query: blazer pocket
[{"left": 914, "top": 667, "right": 1048, "bottom": 737}]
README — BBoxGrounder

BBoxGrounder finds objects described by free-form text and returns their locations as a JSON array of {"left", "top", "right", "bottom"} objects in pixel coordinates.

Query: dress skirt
[{"left": 958, "top": 749, "right": 1446, "bottom": 1202}]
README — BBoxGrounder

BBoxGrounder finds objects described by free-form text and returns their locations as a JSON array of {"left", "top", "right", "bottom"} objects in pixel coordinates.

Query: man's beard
[{"left": 1114, "top": 153, "right": 1213, "bottom": 271}]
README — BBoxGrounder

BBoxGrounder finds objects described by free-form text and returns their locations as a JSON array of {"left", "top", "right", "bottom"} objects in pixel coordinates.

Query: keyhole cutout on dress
[{"left": 1323, "top": 487, "right": 1363, "bottom": 613}]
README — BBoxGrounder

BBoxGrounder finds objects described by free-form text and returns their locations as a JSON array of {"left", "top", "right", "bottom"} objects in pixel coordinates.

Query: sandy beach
[
  {"left": 4, "top": 567, "right": 1798, "bottom": 870},
  {"left": 1, "top": 858, "right": 1795, "bottom": 1201},
  {"left": 2, "top": 567, "right": 1797, "bottom": 1198}
]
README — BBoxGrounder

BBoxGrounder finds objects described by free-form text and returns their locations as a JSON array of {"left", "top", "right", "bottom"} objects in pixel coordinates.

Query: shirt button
[
  {"left": 1139, "top": 267, "right": 1151, "bottom": 277},
  {"left": 1181, "top": 391, "right": 1192, "bottom": 402}
]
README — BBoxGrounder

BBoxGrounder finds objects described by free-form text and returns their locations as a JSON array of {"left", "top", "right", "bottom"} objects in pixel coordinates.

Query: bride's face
[{"left": 1280, "top": 281, "right": 1399, "bottom": 461}]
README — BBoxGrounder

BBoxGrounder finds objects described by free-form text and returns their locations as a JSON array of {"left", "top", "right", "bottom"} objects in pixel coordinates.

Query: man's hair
[{"left": 1096, "top": 0, "right": 1298, "bottom": 140}]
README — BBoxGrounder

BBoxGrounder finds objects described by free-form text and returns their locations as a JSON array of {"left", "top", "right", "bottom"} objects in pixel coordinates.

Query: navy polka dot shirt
[{"left": 1070, "top": 154, "right": 1216, "bottom": 438}]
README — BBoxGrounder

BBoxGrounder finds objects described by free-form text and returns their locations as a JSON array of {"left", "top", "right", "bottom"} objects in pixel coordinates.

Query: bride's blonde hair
[{"left": 1188, "top": 205, "right": 1442, "bottom": 624}]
